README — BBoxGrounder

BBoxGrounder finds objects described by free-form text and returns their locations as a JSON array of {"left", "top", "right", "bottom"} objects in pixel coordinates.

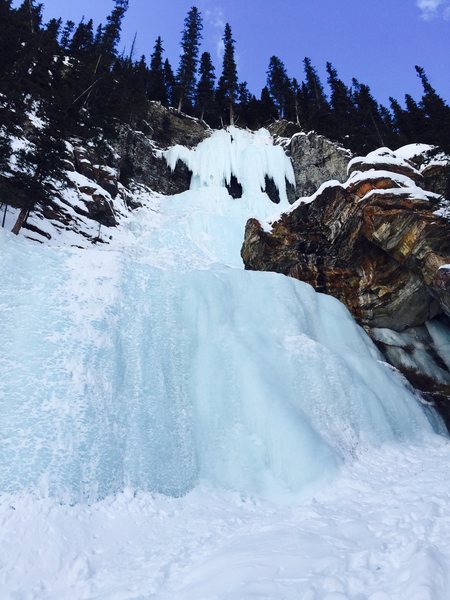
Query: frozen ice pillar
[{"left": 165, "top": 126, "right": 296, "bottom": 204}]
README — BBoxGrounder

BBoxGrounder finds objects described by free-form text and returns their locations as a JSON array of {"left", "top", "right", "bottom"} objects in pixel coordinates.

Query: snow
[
  {"left": 395, "top": 143, "right": 436, "bottom": 161},
  {"left": 360, "top": 185, "right": 439, "bottom": 203},
  {"left": 348, "top": 148, "right": 422, "bottom": 177},
  {"left": 1, "top": 439, "right": 450, "bottom": 599},
  {"left": 0, "top": 126, "right": 449, "bottom": 598}
]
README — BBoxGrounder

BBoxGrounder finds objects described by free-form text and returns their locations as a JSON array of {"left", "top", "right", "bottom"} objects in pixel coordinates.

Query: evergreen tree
[
  {"left": 195, "top": 51, "right": 215, "bottom": 121},
  {"left": 60, "top": 20, "right": 75, "bottom": 50},
  {"left": 0, "top": 135, "right": 11, "bottom": 173},
  {"left": 69, "top": 19, "right": 95, "bottom": 58},
  {"left": 148, "top": 36, "right": 168, "bottom": 104},
  {"left": 405, "top": 93, "right": 428, "bottom": 142},
  {"left": 285, "top": 77, "right": 301, "bottom": 125},
  {"left": 0, "top": 0, "right": 20, "bottom": 86},
  {"left": 163, "top": 58, "right": 176, "bottom": 107},
  {"left": 415, "top": 65, "right": 450, "bottom": 152},
  {"left": 176, "top": 6, "right": 203, "bottom": 112},
  {"left": 326, "top": 62, "right": 355, "bottom": 142},
  {"left": 258, "top": 86, "right": 278, "bottom": 124},
  {"left": 11, "top": 122, "right": 68, "bottom": 234},
  {"left": 302, "top": 57, "right": 331, "bottom": 134},
  {"left": 101, "top": 0, "right": 129, "bottom": 57},
  {"left": 352, "top": 78, "right": 386, "bottom": 152},
  {"left": 266, "top": 56, "right": 290, "bottom": 119},
  {"left": 217, "top": 23, "right": 239, "bottom": 126},
  {"left": 236, "top": 81, "right": 252, "bottom": 126}
]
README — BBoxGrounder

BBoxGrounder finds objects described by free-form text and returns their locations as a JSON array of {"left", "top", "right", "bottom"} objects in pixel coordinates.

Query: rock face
[
  {"left": 242, "top": 145, "right": 450, "bottom": 423},
  {"left": 269, "top": 121, "right": 353, "bottom": 199},
  {"left": 242, "top": 146, "right": 450, "bottom": 331},
  {"left": 395, "top": 143, "right": 450, "bottom": 198},
  {"left": 116, "top": 103, "right": 210, "bottom": 196}
]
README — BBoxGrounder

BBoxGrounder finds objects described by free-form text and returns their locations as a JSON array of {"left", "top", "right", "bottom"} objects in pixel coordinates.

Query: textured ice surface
[
  {"left": 165, "top": 126, "right": 295, "bottom": 205},
  {"left": 0, "top": 128, "right": 444, "bottom": 503}
]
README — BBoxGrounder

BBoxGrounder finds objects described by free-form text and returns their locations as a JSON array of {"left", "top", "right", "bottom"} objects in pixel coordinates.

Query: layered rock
[
  {"left": 269, "top": 121, "right": 352, "bottom": 199},
  {"left": 242, "top": 145, "right": 450, "bottom": 422}
]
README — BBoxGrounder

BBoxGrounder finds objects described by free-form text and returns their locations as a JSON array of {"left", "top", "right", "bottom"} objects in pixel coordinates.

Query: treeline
[{"left": 1, "top": 0, "right": 450, "bottom": 161}]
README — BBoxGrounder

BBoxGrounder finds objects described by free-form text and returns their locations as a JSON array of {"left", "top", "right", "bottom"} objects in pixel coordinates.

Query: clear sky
[{"left": 18, "top": 0, "right": 450, "bottom": 105}]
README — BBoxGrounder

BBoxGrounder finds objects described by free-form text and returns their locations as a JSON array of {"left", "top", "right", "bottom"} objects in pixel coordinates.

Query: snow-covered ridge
[{"left": 165, "top": 127, "right": 296, "bottom": 205}]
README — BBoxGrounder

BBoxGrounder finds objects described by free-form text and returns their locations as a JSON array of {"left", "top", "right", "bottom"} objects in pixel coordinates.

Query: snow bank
[
  {"left": 165, "top": 127, "right": 296, "bottom": 206},
  {"left": 2, "top": 439, "right": 450, "bottom": 599}
]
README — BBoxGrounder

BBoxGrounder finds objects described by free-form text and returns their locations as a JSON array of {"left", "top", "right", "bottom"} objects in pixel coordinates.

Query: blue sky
[{"left": 20, "top": 0, "right": 450, "bottom": 105}]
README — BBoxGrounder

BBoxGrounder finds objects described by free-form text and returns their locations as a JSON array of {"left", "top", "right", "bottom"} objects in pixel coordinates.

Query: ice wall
[
  {"left": 165, "top": 127, "right": 295, "bottom": 206},
  {"left": 0, "top": 127, "right": 445, "bottom": 504},
  {"left": 0, "top": 228, "right": 442, "bottom": 503}
]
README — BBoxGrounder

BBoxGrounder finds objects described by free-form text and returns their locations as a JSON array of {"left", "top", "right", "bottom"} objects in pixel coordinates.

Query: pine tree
[
  {"left": 195, "top": 51, "right": 215, "bottom": 121},
  {"left": 176, "top": 6, "right": 203, "bottom": 112},
  {"left": 285, "top": 77, "right": 301, "bottom": 125},
  {"left": 163, "top": 59, "right": 176, "bottom": 107},
  {"left": 352, "top": 78, "right": 385, "bottom": 152},
  {"left": 148, "top": 36, "right": 168, "bottom": 104},
  {"left": 266, "top": 56, "right": 290, "bottom": 119},
  {"left": 11, "top": 122, "right": 68, "bottom": 234},
  {"left": 217, "top": 23, "right": 239, "bottom": 126},
  {"left": 0, "top": 0, "right": 20, "bottom": 86},
  {"left": 60, "top": 20, "right": 75, "bottom": 49},
  {"left": 258, "top": 86, "right": 278, "bottom": 124},
  {"left": 415, "top": 65, "right": 450, "bottom": 152},
  {"left": 302, "top": 57, "right": 331, "bottom": 135},
  {"left": 326, "top": 62, "right": 355, "bottom": 143},
  {"left": 101, "top": 0, "right": 129, "bottom": 57},
  {"left": 0, "top": 135, "right": 11, "bottom": 173},
  {"left": 236, "top": 81, "right": 252, "bottom": 126}
]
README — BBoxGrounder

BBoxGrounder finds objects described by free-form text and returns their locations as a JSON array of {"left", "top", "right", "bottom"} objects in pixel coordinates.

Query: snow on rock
[
  {"left": 395, "top": 143, "right": 437, "bottom": 162},
  {"left": 165, "top": 126, "right": 296, "bottom": 205},
  {"left": 348, "top": 147, "right": 422, "bottom": 177}
]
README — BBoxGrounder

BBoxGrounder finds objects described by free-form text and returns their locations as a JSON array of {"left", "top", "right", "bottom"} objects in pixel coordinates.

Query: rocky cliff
[
  {"left": 242, "top": 144, "right": 450, "bottom": 424},
  {"left": 0, "top": 103, "right": 210, "bottom": 245},
  {"left": 268, "top": 120, "right": 352, "bottom": 199}
]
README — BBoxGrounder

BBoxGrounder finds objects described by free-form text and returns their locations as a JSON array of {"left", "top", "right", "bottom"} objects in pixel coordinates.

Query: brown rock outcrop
[{"left": 242, "top": 149, "right": 450, "bottom": 332}]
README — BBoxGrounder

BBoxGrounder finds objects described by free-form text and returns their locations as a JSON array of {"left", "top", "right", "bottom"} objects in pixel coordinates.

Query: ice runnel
[{"left": 0, "top": 127, "right": 445, "bottom": 504}]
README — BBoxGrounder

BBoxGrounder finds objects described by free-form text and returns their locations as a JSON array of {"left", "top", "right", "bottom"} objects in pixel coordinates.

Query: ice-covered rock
[{"left": 242, "top": 144, "right": 450, "bottom": 422}]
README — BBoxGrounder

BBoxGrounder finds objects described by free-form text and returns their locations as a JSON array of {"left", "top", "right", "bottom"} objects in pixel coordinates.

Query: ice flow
[{"left": 0, "top": 127, "right": 443, "bottom": 504}]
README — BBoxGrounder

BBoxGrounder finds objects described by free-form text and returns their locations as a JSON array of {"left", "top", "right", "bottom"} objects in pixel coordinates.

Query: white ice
[{"left": 165, "top": 126, "right": 296, "bottom": 206}]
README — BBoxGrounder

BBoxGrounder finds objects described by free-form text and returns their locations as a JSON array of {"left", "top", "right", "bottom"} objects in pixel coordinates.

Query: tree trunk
[
  {"left": 369, "top": 109, "right": 384, "bottom": 147},
  {"left": 229, "top": 102, "right": 234, "bottom": 127},
  {"left": 11, "top": 206, "right": 30, "bottom": 235},
  {"left": 177, "top": 93, "right": 183, "bottom": 114}
]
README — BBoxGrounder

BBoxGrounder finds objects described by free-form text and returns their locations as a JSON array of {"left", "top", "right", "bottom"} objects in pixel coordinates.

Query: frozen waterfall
[{"left": 0, "top": 128, "right": 444, "bottom": 504}]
